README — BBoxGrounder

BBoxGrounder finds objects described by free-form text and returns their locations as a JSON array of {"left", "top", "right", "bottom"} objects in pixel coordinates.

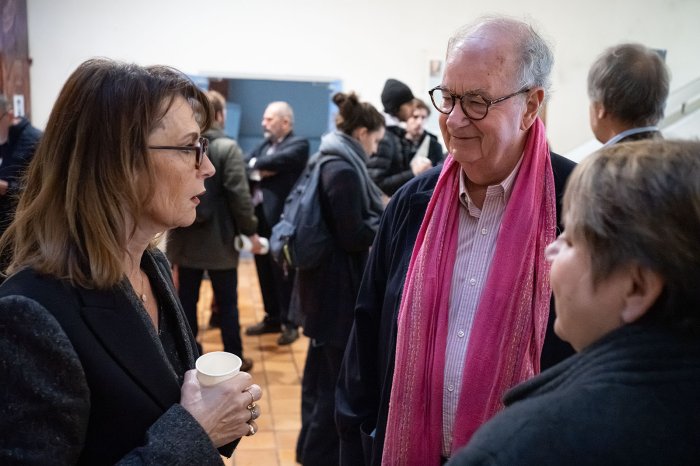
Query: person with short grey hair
[
  {"left": 588, "top": 43, "right": 670, "bottom": 144},
  {"left": 337, "top": 15, "right": 576, "bottom": 465}
]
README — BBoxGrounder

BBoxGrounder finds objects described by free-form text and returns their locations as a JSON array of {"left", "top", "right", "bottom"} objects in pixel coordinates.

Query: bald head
[
  {"left": 447, "top": 16, "right": 553, "bottom": 101},
  {"left": 262, "top": 101, "right": 295, "bottom": 141}
]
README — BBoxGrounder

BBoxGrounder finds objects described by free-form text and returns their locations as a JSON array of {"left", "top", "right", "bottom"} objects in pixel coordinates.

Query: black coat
[
  {"left": 0, "top": 118, "right": 42, "bottom": 233},
  {"left": 366, "top": 125, "right": 414, "bottom": 196},
  {"left": 0, "top": 249, "right": 231, "bottom": 465},
  {"left": 292, "top": 132, "right": 383, "bottom": 349},
  {"left": 246, "top": 132, "right": 309, "bottom": 233},
  {"left": 448, "top": 323, "right": 700, "bottom": 465},
  {"left": 336, "top": 153, "right": 576, "bottom": 466}
]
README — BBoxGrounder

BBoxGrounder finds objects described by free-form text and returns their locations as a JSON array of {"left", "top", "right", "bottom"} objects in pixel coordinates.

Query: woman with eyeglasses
[
  {"left": 0, "top": 58, "right": 262, "bottom": 464},
  {"left": 448, "top": 139, "right": 700, "bottom": 465}
]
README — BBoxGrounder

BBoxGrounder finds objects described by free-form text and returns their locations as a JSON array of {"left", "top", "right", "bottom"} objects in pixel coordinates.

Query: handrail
[{"left": 661, "top": 76, "right": 700, "bottom": 128}]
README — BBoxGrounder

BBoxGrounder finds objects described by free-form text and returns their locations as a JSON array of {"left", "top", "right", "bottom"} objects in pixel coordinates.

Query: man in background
[
  {"left": 367, "top": 79, "right": 432, "bottom": 196},
  {"left": 588, "top": 43, "right": 670, "bottom": 145},
  {"left": 0, "top": 94, "right": 42, "bottom": 280},
  {"left": 167, "top": 90, "right": 260, "bottom": 371},
  {"left": 245, "top": 102, "right": 309, "bottom": 346}
]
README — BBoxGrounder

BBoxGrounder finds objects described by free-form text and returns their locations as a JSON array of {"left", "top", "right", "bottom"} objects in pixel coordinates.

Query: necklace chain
[{"left": 138, "top": 270, "right": 147, "bottom": 304}]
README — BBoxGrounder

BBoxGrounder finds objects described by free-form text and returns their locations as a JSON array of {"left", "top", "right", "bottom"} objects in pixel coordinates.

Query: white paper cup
[
  {"left": 195, "top": 351, "right": 242, "bottom": 386},
  {"left": 234, "top": 235, "right": 253, "bottom": 252},
  {"left": 235, "top": 235, "right": 269, "bottom": 255}
]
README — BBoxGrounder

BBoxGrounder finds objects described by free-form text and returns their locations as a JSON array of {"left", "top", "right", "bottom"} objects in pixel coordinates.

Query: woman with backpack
[{"left": 294, "top": 92, "right": 385, "bottom": 465}]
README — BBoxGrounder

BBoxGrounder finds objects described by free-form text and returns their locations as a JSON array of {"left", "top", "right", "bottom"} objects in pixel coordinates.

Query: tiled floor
[{"left": 196, "top": 255, "right": 307, "bottom": 466}]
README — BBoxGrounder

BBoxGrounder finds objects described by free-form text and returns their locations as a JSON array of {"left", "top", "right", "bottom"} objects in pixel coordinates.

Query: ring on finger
[
  {"left": 248, "top": 403, "right": 260, "bottom": 421},
  {"left": 245, "top": 388, "right": 255, "bottom": 407},
  {"left": 246, "top": 422, "right": 257, "bottom": 436}
]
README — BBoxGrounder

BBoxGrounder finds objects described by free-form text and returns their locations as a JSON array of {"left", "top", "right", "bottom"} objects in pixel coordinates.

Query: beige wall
[{"left": 27, "top": 0, "right": 700, "bottom": 154}]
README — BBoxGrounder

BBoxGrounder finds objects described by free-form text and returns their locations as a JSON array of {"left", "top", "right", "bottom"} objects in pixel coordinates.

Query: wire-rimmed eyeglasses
[
  {"left": 428, "top": 87, "right": 530, "bottom": 121},
  {"left": 149, "top": 136, "right": 209, "bottom": 169}
]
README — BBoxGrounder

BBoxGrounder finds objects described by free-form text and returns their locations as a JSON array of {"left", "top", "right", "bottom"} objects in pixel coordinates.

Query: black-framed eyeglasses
[
  {"left": 428, "top": 86, "right": 530, "bottom": 121},
  {"left": 149, "top": 136, "right": 209, "bottom": 169}
]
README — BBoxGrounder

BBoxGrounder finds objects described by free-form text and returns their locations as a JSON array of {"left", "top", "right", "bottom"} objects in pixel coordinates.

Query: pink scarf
[{"left": 382, "top": 118, "right": 555, "bottom": 465}]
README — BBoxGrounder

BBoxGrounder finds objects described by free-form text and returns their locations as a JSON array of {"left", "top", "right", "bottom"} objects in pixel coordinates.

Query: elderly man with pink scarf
[{"left": 336, "top": 16, "right": 576, "bottom": 466}]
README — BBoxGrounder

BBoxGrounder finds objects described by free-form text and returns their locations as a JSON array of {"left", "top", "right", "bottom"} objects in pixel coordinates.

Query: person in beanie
[{"left": 366, "top": 79, "right": 432, "bottom": 196}]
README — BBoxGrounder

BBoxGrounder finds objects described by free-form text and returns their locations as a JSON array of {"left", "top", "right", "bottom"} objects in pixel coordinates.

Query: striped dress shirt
[{"left": 441, "top": 157, "right": 523, "bottom": 456}]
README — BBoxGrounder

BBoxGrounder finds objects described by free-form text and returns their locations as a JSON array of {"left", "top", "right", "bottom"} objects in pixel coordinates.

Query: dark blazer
[
  {"left": 246, "top": 132, "right": 309, "bottom": 233},
  {"left": 448, "top": 324, "right": 700, "bottom": 465},
  {"left": 0, "top": 249, "right": 230, "bottom": 465},
  {"left": 336, "top": 153, "right": 577, "bottom": 466}
]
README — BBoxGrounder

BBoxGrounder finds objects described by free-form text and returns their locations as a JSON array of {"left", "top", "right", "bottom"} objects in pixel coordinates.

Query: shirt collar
[
  {"left": 458, "top": 153, "right": 524, "bottom": 211},
  {"left": 604, "top": 126, "right": 659, "bottom": 147}
]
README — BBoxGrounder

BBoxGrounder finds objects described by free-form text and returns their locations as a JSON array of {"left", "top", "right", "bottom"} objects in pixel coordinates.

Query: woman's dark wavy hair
[{"left": 1, "top": 58, "right": 212, "bottom": 288}]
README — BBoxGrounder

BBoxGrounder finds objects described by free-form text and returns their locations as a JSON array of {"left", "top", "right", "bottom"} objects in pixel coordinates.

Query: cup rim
[{"left": 195, "top": 351, "right": 242, "bottom": 376}]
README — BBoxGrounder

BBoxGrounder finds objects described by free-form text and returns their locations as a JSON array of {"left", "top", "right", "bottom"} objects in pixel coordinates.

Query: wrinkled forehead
[{"left": 443, "top": 36, "right": 519, "bottom": 93}]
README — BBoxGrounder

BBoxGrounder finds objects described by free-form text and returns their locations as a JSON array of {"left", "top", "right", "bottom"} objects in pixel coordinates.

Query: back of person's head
[
  {"left": 380, "top": 79, "right": 414, "bottom": 117},
  {"left": 206, "top": 90, "right": 226, "bottom": 129},
  {"left": 447, "top": 15, "right": 554, "bottom": 101},
  {"left": 588, "top": 43, "right": 670, "bottom": 127},
  {"left": 563, "top": 139, "right": 700, "bottom": 333},
  {"left": 1, "top": 58, "right": 212, "bottom": 288},
  {"left": 333, "top": 92, "right": 384, "bottom": 135}
]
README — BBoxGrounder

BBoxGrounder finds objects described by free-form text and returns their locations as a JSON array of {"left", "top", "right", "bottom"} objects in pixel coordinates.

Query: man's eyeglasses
[
  {"left": 428, "top": 87, "right": 530, "bottom": 121},
  {"left": 149, "top": 137, "right": 209, "bottom": 169}
]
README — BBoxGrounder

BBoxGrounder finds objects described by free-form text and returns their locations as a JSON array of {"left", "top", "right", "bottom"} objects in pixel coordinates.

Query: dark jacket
[
  {"left": 448, "top": 323, "right": 700, "bottom": 465},
  {"left": 0, "top": 117, "right": 42, "bottom": 232},
  {"left": 292, "top": 132, "right": 384, "bottom": 349},
  {"left": 366, "top": 125, "right": 414, "bottom": 196},
  {"left": 167, "top": 128, "right": 257, "bottom": 270},
  {"left": 0, "top": 249, "right": 231, "bottom": 465},
  {"left": 336, "top": 153, "right": 576, "bottom": 466},
  {"left": 246, "top": 132, "right": 309, "bottom": 233}
]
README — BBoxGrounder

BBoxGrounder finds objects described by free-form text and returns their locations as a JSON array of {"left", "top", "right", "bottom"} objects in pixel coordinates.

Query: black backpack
[{"left": 270, "top": 152, "right": 340, "bottom": 270}]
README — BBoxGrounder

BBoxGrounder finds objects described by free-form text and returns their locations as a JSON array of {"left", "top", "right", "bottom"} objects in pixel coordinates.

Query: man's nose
[{"left": 445, "top": 101, "right": 471, "bottom": 127}]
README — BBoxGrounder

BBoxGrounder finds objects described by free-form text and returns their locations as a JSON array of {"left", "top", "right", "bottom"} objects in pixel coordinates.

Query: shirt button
[
  {"left": 447, "top": 384, "right": 455, "bottom": 392},
  {"left": 457, "top": 330, "right": 465, "bottom": 338},
  {"left": 469, "top": 278, "right": 476, "bottom": 286},
  {"left": 481, "top": 228, "right": 488, "bottom": 235}
]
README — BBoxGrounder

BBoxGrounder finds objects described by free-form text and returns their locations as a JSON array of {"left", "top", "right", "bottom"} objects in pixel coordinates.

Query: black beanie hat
[{"left": 381, "top": 78, "right": 414, "bottom": 116}]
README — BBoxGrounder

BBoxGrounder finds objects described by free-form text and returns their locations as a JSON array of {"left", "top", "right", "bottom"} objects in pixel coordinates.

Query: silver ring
[
  {"left": 248, "top": 403, "right": 260, "bottom": 421},
  {"left": 245, "top": 388, "right": 255, "bottom": 407},
  {"left": 246, "top": 422, "right": 256, "bottom": 436}
]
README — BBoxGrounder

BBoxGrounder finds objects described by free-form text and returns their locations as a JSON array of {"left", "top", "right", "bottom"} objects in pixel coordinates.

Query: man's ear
[
  {"left": 593, "top": 101, "right": 607, "bottom": 120},
  {"left": 620, "top": 264, "right": 665, "bottom": 324},
  {"left": 520, "top": 88, "right": 545, "bottom": 131}
]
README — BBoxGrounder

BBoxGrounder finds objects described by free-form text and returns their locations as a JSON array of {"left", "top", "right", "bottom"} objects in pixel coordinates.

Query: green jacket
[{"left": 166, "top": 128, "right": 257, "bottom": 270}]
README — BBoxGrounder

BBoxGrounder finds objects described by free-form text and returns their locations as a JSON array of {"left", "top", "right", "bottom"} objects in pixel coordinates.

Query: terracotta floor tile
[
  {"left": 275, "top": 429, "right": 300, "bottom": 450},
  {"left": 195, "top": 258, "right": 304, "bottom": 465}
]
